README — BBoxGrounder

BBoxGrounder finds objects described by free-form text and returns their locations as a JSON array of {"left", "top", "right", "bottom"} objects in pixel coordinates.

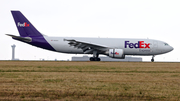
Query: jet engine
[{"left": 108, "top": 49, "right": 125, "bottom": 59}]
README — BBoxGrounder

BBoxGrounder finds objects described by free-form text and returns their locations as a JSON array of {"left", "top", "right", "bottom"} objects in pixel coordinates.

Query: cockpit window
[{"left": 164, "top": 43, "right": 169, "bottom": 46}]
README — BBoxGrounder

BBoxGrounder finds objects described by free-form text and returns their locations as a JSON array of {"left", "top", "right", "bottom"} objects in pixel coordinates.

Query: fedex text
[
  {"left": 125, "top": 41, "right": 150, "bottom": 48},
  {"left": 17, "top": 22, "right": 30, "bottom": 27}
]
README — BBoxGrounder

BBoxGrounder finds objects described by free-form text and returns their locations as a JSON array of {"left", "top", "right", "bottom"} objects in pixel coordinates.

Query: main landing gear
[
  {"left": 90, "top": 57, "right": 101, "bottom": 61},
  {"left": 89, "top": 51, "right": 101, "bottom": 61},
  {"left": 151, "top": 55, "right": 155, "bottom": 62}
]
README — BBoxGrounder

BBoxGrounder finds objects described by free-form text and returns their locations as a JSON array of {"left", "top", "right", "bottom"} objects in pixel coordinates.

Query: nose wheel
[{"left": 151, "top": 55, "right": 155, "bottom": 62}]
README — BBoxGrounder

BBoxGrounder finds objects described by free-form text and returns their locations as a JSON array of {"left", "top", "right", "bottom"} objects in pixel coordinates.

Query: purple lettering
[
  {"left": 129, "top": 43, "right": 133, "bottom": 48},
  {"left": 124, "top": 41, "right": 150, "bottom": 49},
  {"left": 125, "top": 41, "right": 129, "bottom": 48},
  {"left": 134, "top": 43, "right": 139, "bottom": 48}
]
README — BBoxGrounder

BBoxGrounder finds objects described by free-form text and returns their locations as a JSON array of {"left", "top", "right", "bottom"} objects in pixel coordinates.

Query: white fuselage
[{"left": 44, "top": 36, "right": 173, "bottom": 56}]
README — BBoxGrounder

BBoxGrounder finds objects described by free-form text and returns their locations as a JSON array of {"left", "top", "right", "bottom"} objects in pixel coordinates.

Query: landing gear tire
[
  {"left": 89, "top": 57, "right": 101, "bottom": 61},
  {"left": 90, "top": 57, "right": 95, "bottom": 61},
  {"left": 151, "top": 59, "right": 154, "bottom": 62},
  {"left": 95, "top": 58, "right": 101, "bottom": 61},
  {"left": 98, "top": 58, "right": 101, "bottom": 61}
]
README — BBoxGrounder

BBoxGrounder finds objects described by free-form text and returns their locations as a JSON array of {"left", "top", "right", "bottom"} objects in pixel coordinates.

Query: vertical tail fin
[{"left": 11, "top": 11, "right": 42, "bottom": 37}]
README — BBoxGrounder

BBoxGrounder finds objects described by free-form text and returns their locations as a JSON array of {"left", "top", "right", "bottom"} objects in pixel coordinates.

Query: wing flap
[{"left": 64, "top": 39, "right": 109, "bottom": 54}]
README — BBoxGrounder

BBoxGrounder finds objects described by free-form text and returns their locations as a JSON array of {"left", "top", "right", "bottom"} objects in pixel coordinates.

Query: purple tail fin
[{"left": 11, "top": 11, "right": 42, "bottom": 37}]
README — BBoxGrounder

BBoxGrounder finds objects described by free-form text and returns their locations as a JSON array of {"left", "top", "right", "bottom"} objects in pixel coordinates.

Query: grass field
[{"left": 0, "top": 61, "right": 180, "bottom": 101}]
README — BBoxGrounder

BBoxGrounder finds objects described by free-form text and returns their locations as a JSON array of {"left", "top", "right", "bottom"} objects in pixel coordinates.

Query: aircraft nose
[
  {"left": 167, "top": 46, "right": 174, "bottom": 52},
  {"left": 170, "top": 46, "right": 174, "bottom": 51}
]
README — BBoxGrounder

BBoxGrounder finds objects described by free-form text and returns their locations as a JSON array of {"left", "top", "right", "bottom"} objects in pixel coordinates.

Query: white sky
[{"left": 0, "top": 0, "right": 179, "bottom": 62}]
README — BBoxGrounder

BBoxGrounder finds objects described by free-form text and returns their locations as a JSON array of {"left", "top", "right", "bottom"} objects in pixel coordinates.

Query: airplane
[{"left": 6, "top": 11, "right": 174, "bottom": 62}]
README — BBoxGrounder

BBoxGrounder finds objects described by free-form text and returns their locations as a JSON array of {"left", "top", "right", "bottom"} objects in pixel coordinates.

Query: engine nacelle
[{"left": 108, "top": 49, "right": 125, "bottom": 59}]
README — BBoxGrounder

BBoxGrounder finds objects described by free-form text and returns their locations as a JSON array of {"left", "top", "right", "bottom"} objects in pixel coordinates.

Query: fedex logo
[
  {"left": 111, "top": 52, "right": 119, "bottom": 55},
  {"left": 17, "top": 22, "right": 30, "bottom": 27},
  {"left": 125, "top": 41, "right": 150, "bottom": 48}
]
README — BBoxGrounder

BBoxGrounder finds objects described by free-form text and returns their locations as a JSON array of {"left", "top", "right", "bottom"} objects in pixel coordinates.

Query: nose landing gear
[{"left": 151, "top": 55, "right": 155, "bottom": 62}]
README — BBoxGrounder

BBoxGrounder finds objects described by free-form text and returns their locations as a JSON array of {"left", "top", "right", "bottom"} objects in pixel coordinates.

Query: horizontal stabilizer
[{"left": 6, "top": 34, "right": 32, "bottom": 42}]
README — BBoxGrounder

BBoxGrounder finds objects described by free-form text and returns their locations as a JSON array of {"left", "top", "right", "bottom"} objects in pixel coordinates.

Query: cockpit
[{"left": 164, "top": 43, "right": 169, "bottom": 46}]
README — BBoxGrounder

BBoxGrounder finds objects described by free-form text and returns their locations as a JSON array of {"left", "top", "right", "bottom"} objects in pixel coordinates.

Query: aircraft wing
[{"left": 64, "top": 39, "right": 109, "bottom": 54}]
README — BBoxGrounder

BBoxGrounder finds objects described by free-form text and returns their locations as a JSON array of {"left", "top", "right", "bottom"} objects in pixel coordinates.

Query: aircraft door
[
  {"left": 153, "top": 41, "right": 158, "bottom": 52},
  {"left": 153, "top": 41, "right": 158, "bottom": 48}
]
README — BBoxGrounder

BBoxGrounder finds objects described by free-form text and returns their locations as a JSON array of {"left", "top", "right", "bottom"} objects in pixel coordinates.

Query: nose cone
[
  {"left": 169, "top": 46, "right": 174, "bottom": 51},
  {"left": 166, "top": 46, "right": 174, "bottom": 53}
]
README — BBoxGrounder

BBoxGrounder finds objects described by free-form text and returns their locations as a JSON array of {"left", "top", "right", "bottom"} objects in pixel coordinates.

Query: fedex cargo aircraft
[{"left": 7, "top": 11, "right": 173, "bottom": 62}]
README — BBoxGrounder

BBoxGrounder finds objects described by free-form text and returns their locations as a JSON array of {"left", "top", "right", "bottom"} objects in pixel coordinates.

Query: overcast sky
[{"left": 0, "top": 0, "right": 180, "bottom": 62}]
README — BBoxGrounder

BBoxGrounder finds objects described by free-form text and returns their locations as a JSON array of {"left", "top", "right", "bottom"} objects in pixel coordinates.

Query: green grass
[{"left": 0, "top": 61, "right": 180, "bottom": 100}]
